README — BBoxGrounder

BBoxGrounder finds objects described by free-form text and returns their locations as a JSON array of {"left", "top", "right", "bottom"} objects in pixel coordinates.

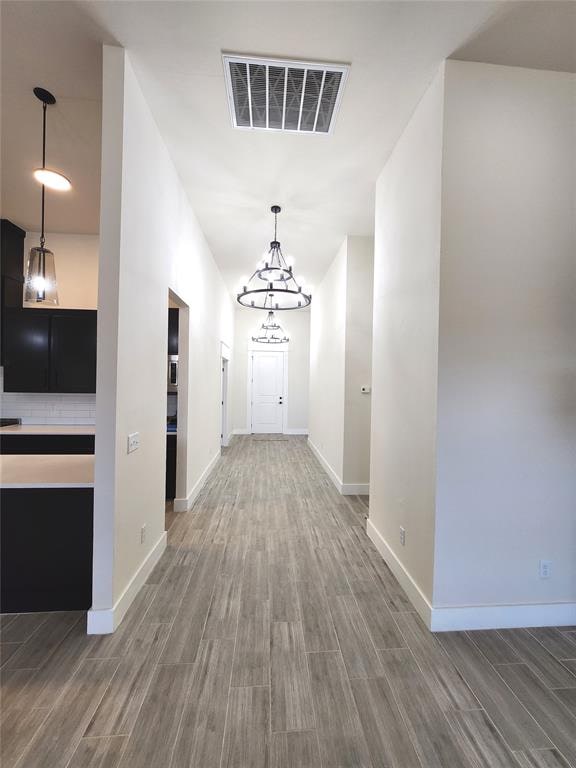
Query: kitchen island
[
  {"left": 0, "top": 424, "right": 95, "bottom": 455},
  {"left": 0, "top": 453, "right": 94, "bottom": 613}
]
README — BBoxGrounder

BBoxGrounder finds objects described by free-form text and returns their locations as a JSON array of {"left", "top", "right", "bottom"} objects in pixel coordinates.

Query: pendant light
[
  {"left": 252, "top": 311, "right": 289, "bottom": 344},
  {"left": 24, "top": 87, "right": 70, "bottom": 305},
  {"left": 237, "top": 205, "right": 311, "bottom": 310}
]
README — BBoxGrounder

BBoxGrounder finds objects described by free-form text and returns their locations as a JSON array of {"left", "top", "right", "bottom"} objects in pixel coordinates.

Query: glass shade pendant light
[
  {"left": 237, "top": 205, "right": 311, "bottom": 310},
  {"left": 24, "top": 87, "right": 69, "bottom": 305},
  {"left": 252, "top": 311, "right": 289, "bottom": 344}
]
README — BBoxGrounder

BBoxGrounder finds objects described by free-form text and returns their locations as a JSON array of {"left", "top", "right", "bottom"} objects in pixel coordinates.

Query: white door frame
[
  {"left": 221, "top": 357, "right": 229, "bottom": 447},
  {"left": 221, "top": 342, "right": 231, "bottom": 447},
  {"left": 247, "top": 348, "right": 288, "bottom": 434}
]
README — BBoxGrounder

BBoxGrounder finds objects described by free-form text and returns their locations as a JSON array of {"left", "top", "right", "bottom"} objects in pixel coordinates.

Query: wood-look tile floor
[{"left": 2, "top": 435, "right": 576, "bottom": 767}]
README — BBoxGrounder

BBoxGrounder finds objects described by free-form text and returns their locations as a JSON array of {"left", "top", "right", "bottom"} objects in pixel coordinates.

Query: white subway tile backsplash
[{"left": 0, "top": 367, "right": 96, "bottom": 425}]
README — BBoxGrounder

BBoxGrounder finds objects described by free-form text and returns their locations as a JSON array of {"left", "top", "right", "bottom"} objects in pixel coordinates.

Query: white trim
[
  {"left": 366, "top": 518, "right": 576, "bottom": 632},
  {"left": 173, "top": 450, "right": 220, "bottom": 513},
  {"left": 220, "top": 341, "right": 231, "bottom": 361},
  {"left": 87, "top": 530, "right": 167, "bottom": 635},
  {"left": 341, "top": 483, "right": 369, "bottom": 495},
  {"left": 232, "top": 428, "right": 250, "bottom": 435},
  {"left": 429, "top": 601, "right": 576, "bottom": 632},
  {"left": 366, "top": 517, "right": 433, "bottom": 626},
  {"left": 307, "top": 439, "right": 366, "bottom": 494},
  {"left": 284, "top": 428, "right": 309, "bottom": 435},
  {"left": 221, "top": 357, "right": 229, "bottom": 447},
  {"left": 308, "top": 438, "right": 343, "bottom": 493}
]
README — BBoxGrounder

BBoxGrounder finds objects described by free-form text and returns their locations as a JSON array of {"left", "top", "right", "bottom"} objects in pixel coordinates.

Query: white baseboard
[
  {"left": 429, "top": 601, "right": 576, "bottom": 632},
  {"left": 87, "top": 530, "right": 167, "bottom": 635},
  {"left": 174, "top": 450, "right": 220, "bottom": 512},
  {"left": 366, "top": 517, "right": 576, "bottom": 632},
  {"left": 307, "top": 439, "right": 367, "bottom": 495},
  {"left": 366, "top": 517, "right": 433, "bottom": 626},
  {"left": 232, "top": 428, "right": 250, "bottom": 435},
  {"left": 342, "top": 483, "right": 369, "bottom": 495},
  {"left": 307, "top": 439, "right": 343, "bottom": 493}
]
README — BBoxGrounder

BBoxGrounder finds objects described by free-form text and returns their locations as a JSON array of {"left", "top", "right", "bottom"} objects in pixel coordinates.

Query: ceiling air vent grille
[{"left": 223, "top": 55, "right": 349, "bottom": 135}]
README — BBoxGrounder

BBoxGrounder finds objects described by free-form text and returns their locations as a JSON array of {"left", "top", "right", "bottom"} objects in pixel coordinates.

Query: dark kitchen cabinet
[
  {"left": 166, "top": 433, "right": 177, "bottom": 499},
  {"left": 3, "top": 308, "right": 97, "bottom": 393},
  {"left": 168, "top": 308, "right": 179, "bottom": 355},
  {"left": 1, "top": 488, "right": 93, "bottom": 612},
  {"left": 3, "top": 308, "right": 50, "bottom": 392},
  {"left": 1, "top": 219, "right": 26, "bottom": 365},
  {"left": 50, "top": 311, "right": 97, "bottom": 393},
  {"left": 0, "top": 433, "right": 95, "bottom": 455}
]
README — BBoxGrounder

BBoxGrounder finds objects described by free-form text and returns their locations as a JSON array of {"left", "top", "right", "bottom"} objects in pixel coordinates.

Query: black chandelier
[
  {"left": 237, "top": 205, "right": 312, "bottom": 310},
  {"left": 252, "top": 311, "right": 289, "bottom": 344}
]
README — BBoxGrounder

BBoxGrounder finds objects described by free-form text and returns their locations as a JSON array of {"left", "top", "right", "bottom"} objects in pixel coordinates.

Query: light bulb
[
  {"left": 31, "top": 275, "right": 47, "bottom": 292},
  {"left": 33, "top": 168, "right": 72, "bottom": 191}
]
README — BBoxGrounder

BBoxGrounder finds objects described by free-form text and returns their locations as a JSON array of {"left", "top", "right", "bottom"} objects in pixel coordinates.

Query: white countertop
[
  {"left": 0, "top": 454, "right": 95, "bottom": 488},
  {"left": 0, "top": 424, "right": 95, "bottom": 435}
]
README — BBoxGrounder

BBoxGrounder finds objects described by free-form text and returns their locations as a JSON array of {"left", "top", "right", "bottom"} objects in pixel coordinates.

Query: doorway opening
[
  {"left": 165, "top": 290, "right": 189, "bottom": 526},
  {"left": 249, "top": 349, "right": 287, "bottom": 434},
  {"left": 221, "top": 356, "right": 229, "bottom": 448}
]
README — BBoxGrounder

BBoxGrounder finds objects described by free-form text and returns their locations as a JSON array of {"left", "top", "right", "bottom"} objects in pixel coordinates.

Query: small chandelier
[
  {"left": 237, "top": 205, "right": 311, "bottom": 311},
  {"left": 252, "top": 311, "right": 289, "bottom": 344},
  {"left": 24, "top": 87, "right": 70, "bottom": 305}
]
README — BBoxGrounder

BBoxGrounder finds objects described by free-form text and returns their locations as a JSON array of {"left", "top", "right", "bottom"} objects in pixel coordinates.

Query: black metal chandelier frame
[
  {"left": 237, "top": 205, "right": 312, "bottom": 311},
  {"left": 252, "top": 311, "right": 289, "bottom": 344}
]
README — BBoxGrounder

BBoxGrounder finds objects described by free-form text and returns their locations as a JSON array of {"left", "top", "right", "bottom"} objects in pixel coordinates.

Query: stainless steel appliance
[{"left": 167, "top": 355, "right": 178, "bottom": 392}]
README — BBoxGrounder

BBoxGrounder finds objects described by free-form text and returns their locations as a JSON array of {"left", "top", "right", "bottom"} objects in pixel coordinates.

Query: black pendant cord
[
  {"left": 40, "top": 101, "right": 47, "bottom": 283},
  {"left": 40, "top": 101, "right": 46, "bottom": 249}
]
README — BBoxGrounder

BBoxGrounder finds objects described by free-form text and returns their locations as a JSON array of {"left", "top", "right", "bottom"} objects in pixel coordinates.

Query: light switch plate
[{"left": 127, "top": 432, "right": 140, "bottom": 453}]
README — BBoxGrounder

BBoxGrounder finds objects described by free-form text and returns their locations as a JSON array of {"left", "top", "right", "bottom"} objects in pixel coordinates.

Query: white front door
[{"left": 251, "top": 351, "right": 284, "bottom": 434}]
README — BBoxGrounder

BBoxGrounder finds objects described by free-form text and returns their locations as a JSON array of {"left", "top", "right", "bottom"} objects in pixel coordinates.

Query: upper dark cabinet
[
  {"left": 1, "top": 220, "right": 25, "bottom": 282},
  {"left": 1, "top": 219, "right": 26, "bottom": 366},
  {"left": 3, "top": 308, "right": 97, "bottom": 394},
  {"left": 50, "top": 311, "right": 97, "bottom": 393},
  {"left": 3, "top": 308, "right": 50, "bottom": 392},
  {"left": 168, "top": 308, "right": 179, "bottom": 355}
]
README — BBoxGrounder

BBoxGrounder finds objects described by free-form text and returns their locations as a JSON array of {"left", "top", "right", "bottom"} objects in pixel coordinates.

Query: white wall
[
  {"left": 231, "top": 306, "right": 310, "bottom": 434},
  {"left": 369, "top": 67, "right": 444, "bottom": 604},
  {"left": 90, "top": 46, "right": 234, "bottom": 633},
  {"left": 434, "top": 61, "right": 576, "bottom": 611},
  {"left": 308, "top": 240, "right": 347, "bottom": 482},
  {"left": 343, "top": 237, "right": 374, "bottom": 487},
  {"left": 23, "top": 232, "right": 98, "bottom": 309},
  {"left": 369, "top": 60, "right": 576, "bottom": 629},
  {"left": 309, "top": 236, "right": 374, "bottom": 492}
]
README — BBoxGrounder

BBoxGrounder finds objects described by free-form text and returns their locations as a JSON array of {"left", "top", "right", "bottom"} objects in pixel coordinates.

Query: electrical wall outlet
[
  {"left": 140, "top": 524, "right": 147, "bottom": 544},
  {"left": 539, "top": 559, "right": 552, "bottom": 579},
  {"left": 399, "top": 526, "right": 406, "bottom": 546},
  {"left": 127, "top": 432, "right": 140, "bottom": 454}
]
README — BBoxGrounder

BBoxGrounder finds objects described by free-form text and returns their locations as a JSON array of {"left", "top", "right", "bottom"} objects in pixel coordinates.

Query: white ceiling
[
  {"left": 0, "top": 1, "right": 103, "bottom": 235},
  {"left": 2, "top": 1, "right": 574, "bottom": 292}
]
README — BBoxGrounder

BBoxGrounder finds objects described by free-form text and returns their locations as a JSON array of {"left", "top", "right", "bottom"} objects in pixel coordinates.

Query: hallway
[{"left": 2, "top": 436, "right": 576, "bottom": 768}]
